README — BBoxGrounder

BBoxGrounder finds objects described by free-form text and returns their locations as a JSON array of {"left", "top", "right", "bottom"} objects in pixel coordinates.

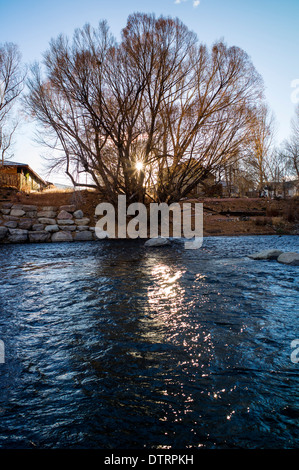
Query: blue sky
[{"left": 0, "top": 0, "right": 298, "bottom": 183}]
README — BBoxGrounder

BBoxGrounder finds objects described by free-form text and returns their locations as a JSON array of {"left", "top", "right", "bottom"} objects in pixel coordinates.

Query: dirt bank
[
  {"left": 1, "top": 187, "right": 298, "bottom": 237},
  {"left": 197, "top": 197, "right": 299, "bottom": 236}
]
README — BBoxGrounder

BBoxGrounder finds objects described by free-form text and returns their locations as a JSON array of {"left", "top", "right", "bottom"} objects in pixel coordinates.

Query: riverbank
[
  {"left": 193, "top": 195, "right": 298, "bottom": 236},
  {"left": 0, "top": 187, "right": 298, "bottom": 243}
]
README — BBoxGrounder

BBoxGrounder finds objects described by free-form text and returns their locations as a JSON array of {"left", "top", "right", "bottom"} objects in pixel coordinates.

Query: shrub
[
  {"left": 254, "top": 217, "right": 273, "bottom": 226},
  {"left": 266, "top": 206, "right": 280, "bottom": 217}
]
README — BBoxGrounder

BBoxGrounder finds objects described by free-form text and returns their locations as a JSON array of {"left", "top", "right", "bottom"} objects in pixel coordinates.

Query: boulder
[
  {"left": 277, "top": 252, "right": 299, "bottom": 266},
  {"left": 77, "top": 225, "right": 90, "bottom": 231},
  {"left": 29, "top": 231, "right": 51, "bottom": 243},
  {"left": 75, "top": 218, "right": 90, "bottom": 225},
  {"left": 144, "top": 237, "right": 170, "bottom": 247},
  {"left": 32, "top": 224, "right": 45, "bottom": 231},
  {"left": 57, "top": 219, "right": 74, "bottom": 225},
  {"left": 38, "top": 218, "right": 56, "bottom": 225},
  {"left": 1, "top": 209, "right": 10, "bottom": 215},
  {"left": 45, "top": 224, "right": 59, "bottom": 233},
  {"left": 26, "top": 211, "right": 37, "bottom": 218},
  {"left": 8, "top": 229, "right": 28, "bottom": 243},
  {"left": 51, "top": 231, "right": 73, "bottom": 242},
  {"left": 37, "top": 210, "right": 57, "bottom": 218},
  {"left": 74, "top": 230, "right": 93, "bottom": 241},
  {"left": 59, "top": 225, "right": 76, "bottom": 231},
  {"left": 1, "top": 203, "right": 13, "bottom": 209},
  {"left": 42, "top": 206, "right": 57, "bottom": 212},
  {"left": 59, "top": 205, "right": 76, "bottom": 213},
  {"left": 3, "top": 215, "right": 19, "bottom": 221},
  {"left": 0, "top": 226, "right": 8, "bottom": 240},
  {"left": 73, "top": 209, "right": 84, "bottom": 219},
  {"left": 10, "top": 209, "right": 25, "bottom": 217},
  {"left": 22, "top": 205, "right": 38, "bottom": 212},
  {"left": 18, "top": 219, "right": 34, "bottom": 230},
  {"left": 4, "top": 221, "right": 18, "bottom": 229},
  {"left": 94, "top": 229, "right": 109, "bottom": 239},
  {"left": 57, "top": 210, "right": 73, "bottom": 220},
  {"left": 247, "top": 249, "right": 283, "bottom": 260}
]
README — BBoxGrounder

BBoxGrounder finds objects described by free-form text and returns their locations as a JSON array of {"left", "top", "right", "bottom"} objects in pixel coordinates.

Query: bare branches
[
  {"left": 25, "top": 13, "right": 266, "bottom": 203},
  {"left": 0, "top": 43, "right": 24, "bottom": 165},
  {"left": 244, "top": 104, "right": 276, "bottom": 189},
  {"left": 0, "top": 43, "right": 24, "bottom": 121},
  {"left": 281, "top": 105, "right": 299, "bottom": 179}
]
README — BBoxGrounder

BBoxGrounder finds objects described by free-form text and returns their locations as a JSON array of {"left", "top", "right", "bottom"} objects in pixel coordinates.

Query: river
[{"left": 0, "top": 235, "right": 298, "bottom": 448}]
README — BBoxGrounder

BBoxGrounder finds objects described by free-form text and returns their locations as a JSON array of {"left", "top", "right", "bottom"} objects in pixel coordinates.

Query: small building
[
  {"left": 264, "top": 180, "right": 299, "bottom": 199},
  {"left": 0, "top": 161, "right": 47, "bottom": 191},
  {"left": 218, "top": 180, "right": 239, "bottom": 197}
]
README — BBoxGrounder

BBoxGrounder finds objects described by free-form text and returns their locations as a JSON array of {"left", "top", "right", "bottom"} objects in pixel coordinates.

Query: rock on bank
[{"left": 0, "top": 203, "right": 97, "bottom": 244}]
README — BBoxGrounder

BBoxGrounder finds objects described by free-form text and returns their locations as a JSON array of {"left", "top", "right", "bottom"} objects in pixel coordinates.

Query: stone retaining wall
[{"left": 0, "top": 203, "right": 97, "bottom": 244}]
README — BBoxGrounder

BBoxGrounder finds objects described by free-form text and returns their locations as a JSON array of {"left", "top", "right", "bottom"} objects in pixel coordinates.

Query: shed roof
[{"left": 0, "top": 161, "right": 47, "bottom": 186}]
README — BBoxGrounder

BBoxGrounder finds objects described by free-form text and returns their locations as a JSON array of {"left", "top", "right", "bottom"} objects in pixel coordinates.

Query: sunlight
[{"left": 135, "top": 161, "right": 144, "bottom": 172}]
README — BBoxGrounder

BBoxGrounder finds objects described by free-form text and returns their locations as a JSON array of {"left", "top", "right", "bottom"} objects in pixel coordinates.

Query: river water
[{"left": 0, "top": 236, "right": 298, "bottom": 449}]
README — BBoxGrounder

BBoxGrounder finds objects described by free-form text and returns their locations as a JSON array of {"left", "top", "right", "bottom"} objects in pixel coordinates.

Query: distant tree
[
  {"left": 280, "top": 105, "right": 299, "bottom": 179},
  {"left": 245, "top": 104, "right": 276, "bottom": 191},
  {"left": 265, "top": 148, "right": 288, "bottom": 197},
  {"left": 0, "top": 43, "right": 24, "bottom": 165},
  {"left": 25, "top": 13, "right": 265, "bottom": 204}
]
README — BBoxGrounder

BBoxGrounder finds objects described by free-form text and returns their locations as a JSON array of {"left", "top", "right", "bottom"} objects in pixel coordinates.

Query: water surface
[{"left": 0, "top": 236, "right": 298, "bottom": 449}]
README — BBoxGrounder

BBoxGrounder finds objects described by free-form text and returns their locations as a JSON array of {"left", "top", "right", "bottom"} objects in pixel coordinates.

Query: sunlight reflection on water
[{"left": 0, "top": 235, "right": 298, "bottom": 449}]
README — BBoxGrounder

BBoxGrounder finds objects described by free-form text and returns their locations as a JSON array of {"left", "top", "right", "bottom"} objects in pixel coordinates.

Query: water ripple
[{"left": 0, "top": 236, "right": 298, "bottom": 449}]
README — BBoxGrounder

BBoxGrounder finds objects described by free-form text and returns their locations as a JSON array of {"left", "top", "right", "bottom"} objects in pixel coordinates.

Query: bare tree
[
  {"left": 25, "top": 13, "right": 265, "bottom": 204},
  {"left": 281, "top": 104, "right": 299, "bottom": 179},
  {"left": 0, "top": 43, "right": 24, "bottom": 165},
  {"left": 245, "top": 104, "right": 276, "bottom": 191},
  {"left": 265, "top": 148, "right": 288, "bottom": 197},
  {"left": 0, "top": 118, "right": 19, "bottom": 163}
]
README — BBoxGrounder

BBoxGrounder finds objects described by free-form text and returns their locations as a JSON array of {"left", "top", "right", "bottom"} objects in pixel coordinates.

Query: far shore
[{"left": 1, "top": 187, "right": 298, "bottom": 240}]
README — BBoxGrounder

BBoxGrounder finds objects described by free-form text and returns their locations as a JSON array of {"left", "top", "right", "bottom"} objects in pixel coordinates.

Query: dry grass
[
  {"left": 272, "top": 216, "right": 284, "bottom": 226},
  {"left": 283, "top": 201, "right": 299, "bottom": 222},
  {"left": 14, "top": 188, "right": 75, "bottom": 207},
  {"left": 13, "top": 188, "right": 96, "bottom": 207},
  {"left": 1, "top": 187, "right": 299, "bottom": 236},
  {"left": 263, "top": 198, "right": 299, "bottom": 224},
  {"left": 254, "top": 217, "right": 273, "bottom": 226},
  {"left": 266, "top": 206, "right": 281, "bottom": 217}
]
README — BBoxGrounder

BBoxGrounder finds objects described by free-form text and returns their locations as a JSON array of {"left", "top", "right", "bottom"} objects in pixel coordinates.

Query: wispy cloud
[{"left": 174, "top": 0, "right": 201, "bottom": 7}]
